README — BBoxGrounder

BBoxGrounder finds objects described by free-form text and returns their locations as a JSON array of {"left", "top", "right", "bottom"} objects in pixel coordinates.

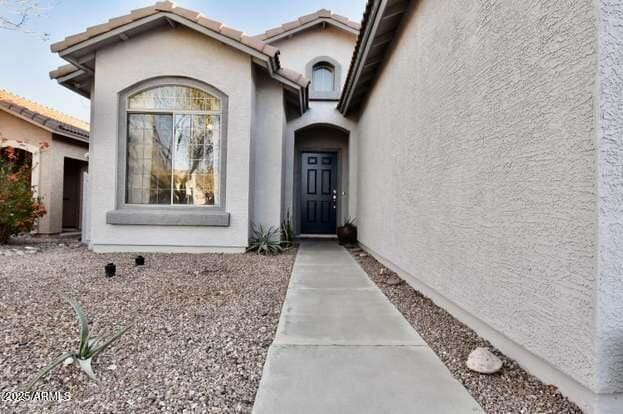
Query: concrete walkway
[{"left": 253, "top": 241, "right": 484, "bottom": 414}]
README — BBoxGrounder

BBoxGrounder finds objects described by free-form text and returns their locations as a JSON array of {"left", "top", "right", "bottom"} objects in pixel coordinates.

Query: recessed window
[
  {"left": 126, "top": 85, "right": 222, "bottom": 207},
  {"left": 312, "top": 62, "right": 335, "bottom": 92}
]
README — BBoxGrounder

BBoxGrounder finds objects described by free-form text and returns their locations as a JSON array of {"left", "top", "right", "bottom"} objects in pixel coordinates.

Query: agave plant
[
  {"left": 247, "top": 224, "right": 284, "bottom": 255},
  {"left": 25, "top": 291, "right": 133, "bottom": 391},
  {"left": 280, "top": 210, "right": 295, "bottom": 248}
]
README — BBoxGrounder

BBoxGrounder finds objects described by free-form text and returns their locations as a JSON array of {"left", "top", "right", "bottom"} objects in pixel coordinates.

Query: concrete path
[{"left": 253, "top": 241, "right": 484, "bottom": 414}]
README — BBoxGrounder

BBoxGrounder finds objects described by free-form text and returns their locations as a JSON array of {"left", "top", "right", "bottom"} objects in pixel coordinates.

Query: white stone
[{"left": 466, "top": 347, "right": 502, "bottom": 374}]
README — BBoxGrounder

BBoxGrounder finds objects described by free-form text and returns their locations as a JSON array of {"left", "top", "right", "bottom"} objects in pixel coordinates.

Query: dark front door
[
  {"left": 62, "top": 157, "right": 87, "bottom": 230},
  {"left": 300, "top": 152, "right": 337, "bottom": 234}
]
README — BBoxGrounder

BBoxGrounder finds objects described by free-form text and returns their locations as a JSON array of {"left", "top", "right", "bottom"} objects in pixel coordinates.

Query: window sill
[
  {"left": 309, "top": 90, "right": 340, "bottom": 100},
  {"left": 106, "top": 208, "right": 230, "bottom": 227}
]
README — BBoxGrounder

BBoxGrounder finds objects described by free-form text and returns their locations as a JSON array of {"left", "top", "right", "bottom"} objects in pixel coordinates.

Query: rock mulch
[
  {"left": 348, "top": 246, "right": 583, "bottom": 414},
  {"left": 0, "top": 244, "right": 296, "bottom": 413},
  {"left": 0, "top": 234, "right": 82, "bottom": 256}
]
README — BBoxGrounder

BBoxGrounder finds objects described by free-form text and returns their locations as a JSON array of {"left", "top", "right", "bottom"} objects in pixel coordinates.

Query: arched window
[
  {"left": 125, "top": 84, "right": 223, "bottom": 207},
  {"left": 312, "top": 62, "right": 335, "bottom": 92}
]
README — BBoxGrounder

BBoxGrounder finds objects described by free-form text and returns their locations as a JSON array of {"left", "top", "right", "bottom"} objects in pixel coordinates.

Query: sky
[{"left": 0, "top": 0, "right": 366, "bottom": 122}]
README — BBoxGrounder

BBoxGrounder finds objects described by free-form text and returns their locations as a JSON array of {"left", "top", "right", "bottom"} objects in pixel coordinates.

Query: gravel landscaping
[
  {"left": 348, "top": 246, "right": 584, "bottom": 414},
  {"left": 1, "top": 238, "right": 296, "bottom": 413}
]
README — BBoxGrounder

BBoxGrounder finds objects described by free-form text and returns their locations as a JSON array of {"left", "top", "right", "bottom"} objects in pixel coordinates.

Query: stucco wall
[
  {"left": 596, "top": 0, "right": 623, "bottom": 399},
  {"left": 250, "top": 68, "right": 285, "bottom": 229},
  {"left": 89, "top": 27, "right": 253, "bottom": 252},
  {"left": 355, "top": 0, "right": 605, "bottom": 406},
  {"left": 0, "top": 110, "right": 51, "bottom": 148},
  {"left": 275, "top": 25, "right": 359, "bottom": 231},
  {"left": 272, "top": 26, "right": 356, "bottom": 95},
  {"left": 46, "top": 137, "right": 88, "bottom": 234},
  {"left": 0, "top": 110, "right": 87, "bottom": 234}
]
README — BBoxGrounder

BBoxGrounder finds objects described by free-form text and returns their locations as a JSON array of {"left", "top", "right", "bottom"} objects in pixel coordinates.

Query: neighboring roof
[
  {"left": 338, "top": 0, "right": 411, "bottom": 115},
  {"left": 0, "top": 89, "right": 89, "bottom": 142},
  {"left": 49, "top": 1, "right": 309, "bottom": 113},
  {"left": 255, "top": 9, "right": 361, "bottom": 43}
]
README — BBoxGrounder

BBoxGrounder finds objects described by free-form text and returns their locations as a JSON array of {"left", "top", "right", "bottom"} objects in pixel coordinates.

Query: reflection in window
[
  {"left": 312, "top": 62, "right": 335, "bottom": 92},
  {"left": 126, "top": 85, "right": 221, "bottom": 206}
]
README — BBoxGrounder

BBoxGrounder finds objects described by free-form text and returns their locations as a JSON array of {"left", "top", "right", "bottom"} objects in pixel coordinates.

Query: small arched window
[
  {"left": 125, "top": 84, "right": 223, "bottom": 207},
  {"left": 312, "top": 62, "right": 335, "bottom": 92}
]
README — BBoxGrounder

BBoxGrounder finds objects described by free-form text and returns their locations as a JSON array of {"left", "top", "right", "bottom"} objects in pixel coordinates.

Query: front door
[{"left": 300, "top": 152, "right": 337, "bottom": 234}]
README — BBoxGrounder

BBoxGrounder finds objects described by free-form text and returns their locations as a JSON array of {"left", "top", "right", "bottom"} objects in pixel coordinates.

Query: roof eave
[
  {"left": 338, "top": 0, "right": 411, "bottom": 115},
  {"left": 261, "top": 18, "right": 359, "bottom": 43},
  {"left": 0, "top": 105, "right": 89, "bottom": 142},
  {"left": 52, "top": 9, "right": 310, "bottom": 114}
]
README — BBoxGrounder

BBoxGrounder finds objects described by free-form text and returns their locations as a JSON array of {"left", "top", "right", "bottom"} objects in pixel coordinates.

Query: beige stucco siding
[
  {"left": 250, "top": 68, "right": 285, "bottom": 229},
  {"left": 596, "top": 0, "right": 623, "bottom": 398},
  {"left": 0, "top": 110, "right": 52, "bottom": 148},
  {"left": 0, "top": 110, "right": 87, "bottom": 234},
  {"left": 273, "top": 26, "right": 356, "bottom": 93},
  {"left": 46, "top": 137, "right": 88, "bottom": 233},
  {"left": 276, "top": 27, "right": 359, "bottom": 229},
  {"left": 355, "top": 0, "right": 600, "bottom": 401},
  {"left": 89, "top": 27, "right": 253, "bottom": 251}
]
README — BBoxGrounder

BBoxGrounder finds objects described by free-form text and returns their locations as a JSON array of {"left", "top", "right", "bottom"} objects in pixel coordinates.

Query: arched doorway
[{"left": 294, "top": 124, "right": 349, "bottom": 235}]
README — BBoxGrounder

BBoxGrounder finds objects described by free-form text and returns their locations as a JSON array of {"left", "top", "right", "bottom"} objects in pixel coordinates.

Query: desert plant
[
  {"left": 0, "top": 146, "right": 46, "bottom": 243},
  {"left": 247, "top": 224, "right": 284, "bottom": 255},
  {"left": 25, "top": 291, "right": 133, "bottom": 391},
  {"left": 280, "top": 210, "right": 295, "bottom": 247}
]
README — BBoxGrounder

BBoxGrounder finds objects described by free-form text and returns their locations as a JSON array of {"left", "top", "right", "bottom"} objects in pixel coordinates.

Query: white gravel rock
[
  {"left": 0, "top": 241, "right": 296, "bottom": 413},
  {"left": 466, "top": 347, "right": 503, "bottom": 374}
]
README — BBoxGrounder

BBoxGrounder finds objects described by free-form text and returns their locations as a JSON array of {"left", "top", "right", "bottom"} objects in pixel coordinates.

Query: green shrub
[
  {"left": 26, "top": 291, "right": 133, "bottom": 390},
  {"left": 0, "top": 146, "right": 46, "bottom": 243},
  {"left": 247, "top": 224, "right": 284, "bottom": 255}
]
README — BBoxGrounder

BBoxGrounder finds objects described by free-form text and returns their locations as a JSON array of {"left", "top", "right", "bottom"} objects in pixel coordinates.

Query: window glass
[
  {"left": 125, "top": 85, "right": 221, "bottom": 206},
  {"left": 312, "top": 63, "right": 335, "bottom": 92},
  {"left": 129, "top": 85, "right": 221, "bottom": 111}
]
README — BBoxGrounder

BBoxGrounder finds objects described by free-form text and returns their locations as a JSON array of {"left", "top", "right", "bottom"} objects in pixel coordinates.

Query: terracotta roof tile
[
  {"left": 172, "top": 6, "right": 200, "bottom": 21},
  {"left": 277, "top": 67, "right": 310, "bottom": 88},
  {"left": 49, "top": 63, "right": 80, "bottom": 80},
  {"left": 255, "top": 9, "right": 361, "bottom": 41},
  {"left": 0, "top": 89, "right": 89, "bottom": 136},
  {"left": 197, "top": 16, "right": 223, "bottom": 32},
  {"left": 220, "top": 26, "right": 243, "bottom": 41},
  {"left": 50, "top": 1, "right": 281, "bottom": 60},
  {"left": 85, "top": 22, "right": 112, "bottom": 37},
  {"left": 50, "top": 1, "right": 309, "bottom": 112},
  {"left": 154, "top": 1, "right": 174, "bottom": 11}
]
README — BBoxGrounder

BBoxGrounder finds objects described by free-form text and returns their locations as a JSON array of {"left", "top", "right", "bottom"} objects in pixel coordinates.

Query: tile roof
[
  {"left": 255, "top": 9, "right": 361, "bottom": 42},
  {"left": 338, "top": 0, "right": 411, "bottom": 115},
  {"left": 49, "top": 1, "right": 309, "bottom": 111},
  {"left": 50, "top": 1, "right": 279, "bottom": 58},
  {"left": 0, "top": 89, "right": 89, "bottom": 141},
  {"left": 48, "top": 64, "right": 83, "bottom": 80}
]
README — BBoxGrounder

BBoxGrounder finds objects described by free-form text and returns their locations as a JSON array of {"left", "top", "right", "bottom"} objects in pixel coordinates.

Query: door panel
[{"left": 301, "top": 152, "right": 337, "bottom": 234}]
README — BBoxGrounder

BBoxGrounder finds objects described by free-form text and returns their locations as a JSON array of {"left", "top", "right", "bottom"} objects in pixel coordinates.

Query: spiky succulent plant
[
  {"left": 25, "top": 292, "right": 133, "bottom": 391},
  {"left": 247, "top": 224, "right": 284, "bottom": 255}
]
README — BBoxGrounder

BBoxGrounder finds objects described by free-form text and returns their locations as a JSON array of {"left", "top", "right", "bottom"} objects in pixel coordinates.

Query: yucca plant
[
  {"left": 25, "top": 291, "right": 133, "bottom": 391},
  {"left": 247, "top": 224, "right": 284, "bottom": 255}
]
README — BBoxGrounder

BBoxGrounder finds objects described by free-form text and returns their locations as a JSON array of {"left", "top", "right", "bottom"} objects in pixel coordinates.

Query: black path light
[
  {"left": 135, "top": 256, "right": 145, "bottom": 266},
  {"left": 105, "top": 263, "right": 116, "bottom": 277}
]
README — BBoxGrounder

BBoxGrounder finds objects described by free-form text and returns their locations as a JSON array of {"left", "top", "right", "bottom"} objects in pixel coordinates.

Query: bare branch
[{"left": 0, "top": 0, "right": 53, "bottom": 40}]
